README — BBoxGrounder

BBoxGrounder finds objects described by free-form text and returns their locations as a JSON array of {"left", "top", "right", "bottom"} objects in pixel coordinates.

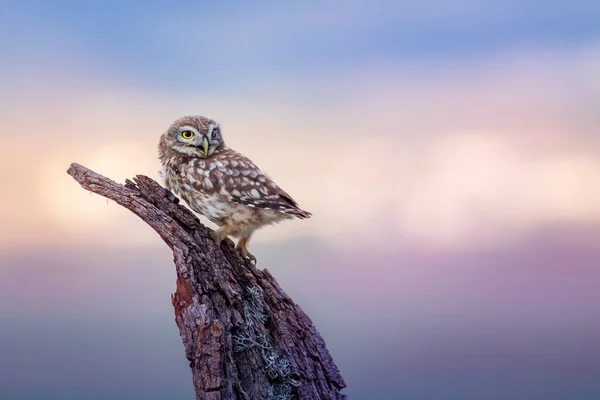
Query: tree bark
[{"left": 66, "top": 163, "right": 347, "bottom": 400}]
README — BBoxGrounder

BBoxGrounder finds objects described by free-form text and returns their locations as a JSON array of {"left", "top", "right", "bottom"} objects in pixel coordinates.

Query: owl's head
[{"left": 160, "top": 115, "right": 225, "bottom": 158}]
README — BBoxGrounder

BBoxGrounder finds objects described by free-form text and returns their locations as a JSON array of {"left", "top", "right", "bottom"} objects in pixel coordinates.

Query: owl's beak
[{"left": 197, "top": 136, "right": 210, "bottom": 156}]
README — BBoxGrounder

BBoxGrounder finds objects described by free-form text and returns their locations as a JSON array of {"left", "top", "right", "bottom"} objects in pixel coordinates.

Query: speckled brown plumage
[{"left": 158, "top": 115, "right": 311, "bottom": 262}]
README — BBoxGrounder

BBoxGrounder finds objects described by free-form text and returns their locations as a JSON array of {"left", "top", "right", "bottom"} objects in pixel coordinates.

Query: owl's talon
[
  {"left": 235, "top": 237, "right": 255, "bottom": 264},
  {"left": 239, "top": 250, "right": 256, "bottom": 265}
]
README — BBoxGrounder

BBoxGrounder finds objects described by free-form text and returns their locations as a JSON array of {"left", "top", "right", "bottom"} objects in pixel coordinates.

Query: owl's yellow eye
[
  {"left": 211, "top": 129, "right": 217, "bottom": 138},
  {"left": 181, "top": 130, "right": 194, "bottom": 140}
]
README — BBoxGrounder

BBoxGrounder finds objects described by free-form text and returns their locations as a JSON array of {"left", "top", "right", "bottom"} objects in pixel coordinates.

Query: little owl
[{"left": 158, "top": 115, "right": 311, "bottom": 263}]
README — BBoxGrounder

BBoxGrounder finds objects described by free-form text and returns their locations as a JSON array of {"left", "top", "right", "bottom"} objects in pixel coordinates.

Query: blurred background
[{"left": 1, "top": 1, "right": 600, "bottom": 399}]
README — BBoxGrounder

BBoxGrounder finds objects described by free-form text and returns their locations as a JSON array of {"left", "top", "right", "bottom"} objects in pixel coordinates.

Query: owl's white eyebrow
[{"left": 209, "top": 123, "right": 220, "bottom": 132}]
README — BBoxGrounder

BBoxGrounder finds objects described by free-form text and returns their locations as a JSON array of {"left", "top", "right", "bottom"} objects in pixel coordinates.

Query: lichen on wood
[{"left": 66, "top": 163, "right": 347, "bottom": 400}]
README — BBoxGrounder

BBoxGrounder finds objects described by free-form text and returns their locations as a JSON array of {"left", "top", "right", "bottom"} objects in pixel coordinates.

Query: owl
[{"left": 158, "top": 115, "right": 311, "bottom": 263}]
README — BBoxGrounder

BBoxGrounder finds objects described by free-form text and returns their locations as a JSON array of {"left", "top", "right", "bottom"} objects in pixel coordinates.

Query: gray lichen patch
[{"left": 233, "top": 286, "right": 299, "bottom": 400}]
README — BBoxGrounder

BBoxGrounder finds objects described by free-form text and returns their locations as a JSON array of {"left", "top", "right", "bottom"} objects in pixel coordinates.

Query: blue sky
[{"left": 3, "top": 0, "right": 600, "bottom": 93}]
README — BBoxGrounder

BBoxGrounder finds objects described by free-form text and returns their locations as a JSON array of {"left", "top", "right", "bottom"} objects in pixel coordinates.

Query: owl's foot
[
  {"left": 235, "top": 237, "right": 256, "bottom": 264},
  {"left": 238, "top": 248, "right": 256, "bottom": 264},
  {"left": 210, "top": 229, "right": 234, "bottom": 248}
]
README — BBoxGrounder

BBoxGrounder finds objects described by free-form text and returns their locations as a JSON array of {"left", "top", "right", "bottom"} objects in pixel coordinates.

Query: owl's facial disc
[
  {"left": 171, "top": 121, "right": 223, "bottom": 158},
  {"left": 174, "top": 125, "right": 209, "bottom": 157}
]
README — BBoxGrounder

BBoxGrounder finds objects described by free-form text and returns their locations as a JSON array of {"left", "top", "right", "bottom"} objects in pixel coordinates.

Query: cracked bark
[{"left": 66, "top": 163, "right": 347, "bottom": 400}]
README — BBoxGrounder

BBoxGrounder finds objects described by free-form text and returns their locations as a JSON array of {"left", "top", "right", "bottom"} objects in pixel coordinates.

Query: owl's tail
[{"left": 288, "top": 208, "right": 312, "bottom": 219}]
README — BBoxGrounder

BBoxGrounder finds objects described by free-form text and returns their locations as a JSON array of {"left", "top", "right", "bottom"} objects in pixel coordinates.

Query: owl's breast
[
  {"left": 162, "top": 157, "right": 264, "bottom": 229},
  {"left": 161, "top": 162, "right": 181, "bottom": 194},
  {"left": 189, "top": 193, "right": 234, "bottom": 222}
]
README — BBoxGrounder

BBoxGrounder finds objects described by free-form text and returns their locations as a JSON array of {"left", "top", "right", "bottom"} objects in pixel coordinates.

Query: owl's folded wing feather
[
  {"left": 233, "top": 195, "right": 311, "bottom": 219},
  {"left": 216, "top": 156, "right": 311, "bottom": 219},
  {"left": 230, "top": 181, "right": 311, "bottom": 219}
]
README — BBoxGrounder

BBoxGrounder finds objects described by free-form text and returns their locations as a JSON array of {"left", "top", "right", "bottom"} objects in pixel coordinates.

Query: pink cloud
[{"left": 1, "top": 44, "right": 599, "bottom": 252}]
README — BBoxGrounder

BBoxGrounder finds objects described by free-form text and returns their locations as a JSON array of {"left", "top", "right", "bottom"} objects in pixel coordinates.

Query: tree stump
[{"left": 66, "top": 163, "right": 347, "bottom": 400}]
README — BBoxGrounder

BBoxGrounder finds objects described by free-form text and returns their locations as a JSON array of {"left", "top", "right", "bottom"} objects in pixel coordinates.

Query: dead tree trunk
[{"left": 66, "top": 163, "right": 347, "bottom": 400}]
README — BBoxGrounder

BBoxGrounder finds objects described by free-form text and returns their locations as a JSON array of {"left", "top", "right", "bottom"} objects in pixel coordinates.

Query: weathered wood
[{"left": 66, "top": 163, "right": 347, "bottom": 400}]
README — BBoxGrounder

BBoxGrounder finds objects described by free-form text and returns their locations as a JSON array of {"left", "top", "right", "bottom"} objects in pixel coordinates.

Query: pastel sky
[{"left": 1, "top": 1, "right": 600, "bottom": 399}]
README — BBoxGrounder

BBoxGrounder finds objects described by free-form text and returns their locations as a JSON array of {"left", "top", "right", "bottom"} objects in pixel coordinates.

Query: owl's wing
[
  {"left": 232, "top": 183, "right": 311, "bottom": 219},
  {"left": 216, "top": 154, "right": 311, "bottom": 219}
]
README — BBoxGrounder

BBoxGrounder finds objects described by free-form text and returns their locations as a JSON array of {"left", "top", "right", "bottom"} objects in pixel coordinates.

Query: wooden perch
[{"left": 66, "top": 163, "right": 347, "bottom": 400}]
